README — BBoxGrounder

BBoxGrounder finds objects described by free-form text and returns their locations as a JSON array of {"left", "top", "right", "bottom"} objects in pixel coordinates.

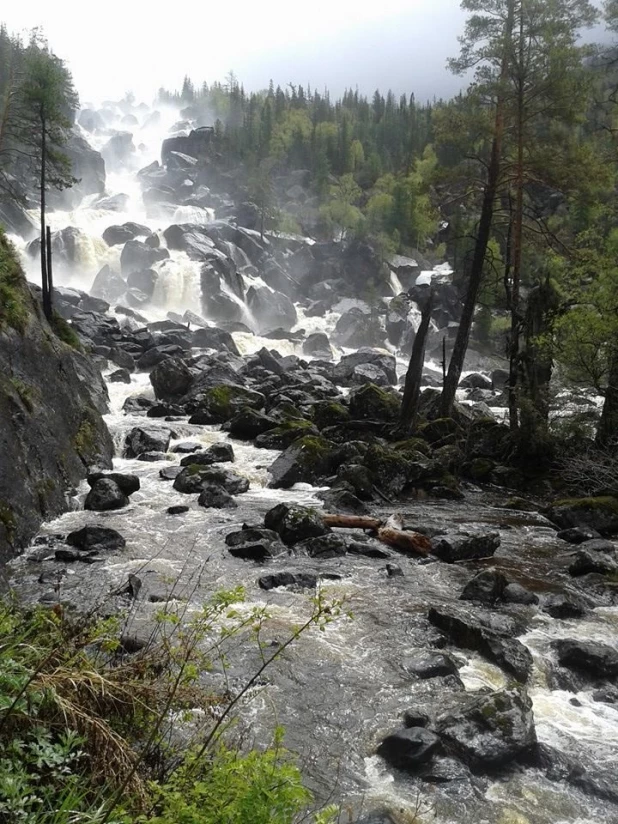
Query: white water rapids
[{"left": 6, "top": 100, "right": 618, "bottom": 823}]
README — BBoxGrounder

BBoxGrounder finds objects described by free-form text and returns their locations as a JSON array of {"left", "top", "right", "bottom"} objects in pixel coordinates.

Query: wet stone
[
  {"left": 225, "top": 528, "right": 287, "bottom": 561},
  {"left": 542, "top": 593, "right": 589, "bottom": 619},
  {"left": 66, "top": 526, "right": 126, "bottom": 552},
  {"left": 258, "top": 571, "right": 318, "bottom": 590},
  {"left": 160, "top": 466, "right": 183, "bottom": 481},
  {"left": 87, "top": 472, "right": 140, "bottom": 495},
  {"left": 431, "top": 531, "right": 500, "bottom": 563},
  {"left": 84, "top": 479, "right": 129, "bottom": 512},
  {"left": 386, "top": 563, "right": 404, "bottom": 577},
  {"left": 503, "top": 582, "right": 539, "bottom": 605},
  {"left": 400, "top": 651, "right": 460, "bottom": 680},
  {"left": 137, "top": 451, "right": 168, "bottom": 462},
  {"left": 264, "top": 503, "right": 329, "bottom": 546},
  {"left": 167, "top": 505, "right": 189, "bottom": 515},
  {"left": 198, "top": 483, "right": 237, "bottom": 509},
  {"left": 179, "top": 442, "right": 234, "bottom": 466},
  {"left": 377, "top": 727, "right": 441, "bottom": 769},
  {"left": 460, "top": 568, "right": 508, "bottom": 604},
  {"left": 171, "top": 441, "right": 203, "bottom": 454}
]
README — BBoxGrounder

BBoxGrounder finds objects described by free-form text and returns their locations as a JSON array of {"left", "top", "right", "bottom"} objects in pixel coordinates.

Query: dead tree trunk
[
  {"left": 46, "top": 225, "right": 54, "bottom": 318},
  {"left": 597, "top": 344, "right": 618, "bottom": 449},
  {"left": 398, "top": 290, "right": 434, "bottom": 434},
  {"left": 321, "top": 513, "right": 431, "bottom": 556}
]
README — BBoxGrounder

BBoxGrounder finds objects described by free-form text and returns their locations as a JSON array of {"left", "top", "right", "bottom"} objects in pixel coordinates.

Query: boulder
[
  {"left": 66, "top": 525, "right": 125, "bottom": 552},
  {"left": 264, "top": 503, "right": 329, "bottom": 546},
  {"left": 268, "top": 436, "right": 335, "bottom": 489},
  {"left": 294, "top": 533, "right": 348, "bottom": 559},
  {"left": 400, "top": 651, "right": 459, "bottom": 680},
  {"left": 90, "top": 266, "right": 127, "bottom": 302},
  {"left": 109, "top": 368, "right": 131, "bottom": 384},
  {"left": 460, "top": 569, "right": 508, "bottom": 604},
  {"left": 503, "top": 583, "right": 539, "bottom": 605},
  {"left": 332, "top": 307, "right": 385, "bottom": 348},
  {"left": 124, "top": 426, "right": 171, "bottom": 458},
  {"left": 87, "top": 472, "right": 140, "bottom": 495},
  {"left": 333, "top": 350, "right": 397, "bottom": 386},
  {"left": 120, "top": 240, "right": 169, "bottom": 276},
  {"left": 197, "top": 483, "right": 237, "bottom": 509},
  {"left": 191, "top": 326, "right": 240, "bottom": 355},
  {"left": 137, "top": 345, "right": 185, "bottom": 371},
  {"left": 258, "top": 571, "right": 318, "bottom": 590},
  {"left": 377, "top": 728, "right": 441, "bottom": 769},
  {"left": 246, "top": 284, "right": 297, "bottom": 333},
  {"left": 553, "top": 639, "right": 618, "bottom": 680},
  {"left": 557, "top": 527, "right": 602, "bottom": 544},
  {"left": 126, "top": 268, "right": 158, "bottom": 298},
  {"left": 547, "top": 497, "right": 618, "bottom": 536},
  {"left": 229, "top": 409, "right": 278, "bottom": 440},
  {"left": 225, "top": 527, "right": 286, "bottom": 560},
  {"left": 255, "top": 420, "right": 319, "bottom": 450},
  {"left": 101, "top": 131, "right": 135, "bottom": 168},
  {"left": 428, "top": 606, "right": 532, "bottom": 682},
  {"left": 303, "top": 333, "right": 333, "bottom": 359},
  {"left": 348, "top": 383, "right": 401, "bottom": 421},
  {"left": 318, "top": 488, "right": 370, "bottom": 515},
  {"left": 542, "top": 593, "right": 588, "bottom": 619},
  {"left": 179, "top": 443, "right": 234, "bottom": 466},
  {"left": 460, "top": 372, "right": 492, "bottom": 390},
  {"left": 569, "top": 550, "right": 618, "bottom": 577},
  {"left": 188, "top": 385, "right": 265, "bottom": 424},
  {"left": 432, "top": 531, "right": 501, "bottom": 563},
  {"left": 150, "top": 357, "right": 193, "bottom": 399},
  {"left": 173, "top": 465, "right": 249, "bottom": 495},
  {"left": 84, "top": 479, "right": 129, "bottom": 511}
]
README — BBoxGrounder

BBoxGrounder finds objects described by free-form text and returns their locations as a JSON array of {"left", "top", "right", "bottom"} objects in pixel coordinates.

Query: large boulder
[
  {"left": 333, "top": 350, "right": 397, "bottom": 386},
  {"left": 225, "top": 527, "right": 286, "bottom": 560},
  {"left": 87, "top": 472, "right": 139, "bottom": 495},
  {"left": 90, "top": 266, "right": 126, "bottom": 302},
  {"left": 84, "top": 478, "right": 129, "bottom": 511},
  {"left": 264, "top": 503, "right": 329, "bottom": 546},
  {"left": 268, "top": 436, "right": 335, "bottom": 489},
  {"left": 197, "top": 483, "right": 237, "bottom": 509},
  {"left": 547, "top": 497, "right": 618, "bottom": 536},
  {"left": 229, "top": 408, "right": 278, "bottom": 440},
  {"left": 246, "top": 284, "right": 297, "bottom": 333},
  {"left": 120, "top": 240, "right": 169, "bottom": 276},
  {"left": 553, "top": 639, "right": 618, "bottom": 681},
  {"left": 173, "top": 465, "right": 249, "bottom": 495},
  {"left": 60, "top": 132, "right": 106, "bottom": 207},
  {"left": 188, "top": 385, "right": 264, "bottom": 424},
  {"left": 331, "top": 307, "right": 385, "bottom": 348},
  {"left": 432, "top": 531, "right": 501, "bottom": 563},
  {"left": 124, "top": 426, "right": 171, "bottom": 458},
  {"left": 377, "top": 728, "right": 441, "bottom": 769},
  {"left": 101, "top": 131, "right": 135, "bottom": 169},
  {"left": 255, "top": 420, "right": 319, "bottom": 450},
  {"left": 66, "top": 526, "right": 125, "bottom": 552},
  {"left": 348, "top": 383, "right": 401, "bottom": 421},
  {"left": 191, "top": 326, "right": 240, "bottom": 355},
  {"left": 150, "top": 358, "right": 193, "bottom": 400}
]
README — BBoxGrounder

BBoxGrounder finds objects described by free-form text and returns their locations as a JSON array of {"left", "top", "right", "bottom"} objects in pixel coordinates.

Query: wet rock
[
  {"left": 294, "top": 533, "right": 348, "bottom": 559},
  {"left": 159, "top": 466, "right": 183, "bottom": 481},
  {"left": 258, "top": 571, "right": 318, "bottom": 590},
  {"left": 553, "top": 639, "right": 618, "bottom": 680},
  {"left": 150, "top": 357, "right": 193, "bottom": 400},
  {"left": 459, "top": 372, "right": 492, "bottom": 390},
  {"left": 124, "top": 426, "right": 171, "bottom": 458},
  {"left": 332, "top": 307, "right": 385, "bottom": 348},
  {"left": 347, "top": 541, "right": 392, "bottom": 559},
  {"left": 137, "top": 451, "right": 168, "bottom": 462},
  {"left": 180, "top": 443, "right": 234, "bottom": 466},
  {"left": 197, "top": 483, "right": 238, "bottom": 509},
  {"left": 268, "top": 436, "right": 335, "bottom": 489},
  {"left": 569, "top": 550, "right": 618, "bottom": 577},
  {"left": 432, "top": 531, "right": 500, "bottom": 563},
  {"left": 225, "top": 528, "right": 286, "bottom": 560},
  {"left": 536, "top": 743, "right": 618, "bottom": 806},
  {"left": 428, "top": 606, "right": 533, "bottom": 682},
  {"left": 547, "top": 497, "right": 618, "bottom": 536},
  {"left": 67, "top": 526, "right": 126, "bottom": 552},
  {"left": 317, "top": 488, "right": 370, "bottom": 515},
  {"left": 460, "top": 569, "right": 508, "bottom": 604},
  {"left": 87, "top": 472, "right": 140, "bottom": 495},
  {"left": 228, "top": 408, "right": 278, "bottom": 440},
  {"left": 173, "top": 466, "right": 249, "bottom": 495},
  {"left": 580, "top": 538, "right": 617, "bottom": 553},
  {"left": 418, "top": 757, "right": 472, "bottom": 784},
  {"left": 348, "top": 383, "right": 400, "bottom": 421},
  {"left": 542, "top": 593, "right": 588, "bottom": 619},
  {"left": 264, "top": 503, "right": 329, "bottom": 546},
  {"left": 557, "top": 527, "right": 602, "bottom": 544},
  {"left": 434, "top": 688, "right": 536, "bottom": 771},
  {"left": 55, "top": 547, "right": 95, "bottom": 563},
  {"left": 255, "top": 420, "right": 319, "bottom": 450},
  {"left": 247, "top": 284, "right": 297, "bottom": 333},
  {"left": 592, "top": 685, "right": 618, "bottom": 704},
  {"left": 188, "top": 385, "right": 265, "bottom": 425},
  {"left": 120, "top": 239, "right": 169, "bottom": 276},
  {"left": 109, "top": 368, "right": 132, "bottom": 384},
  {"left": 137, "top": 344, "right": 186, "bottom": 371},
  {"left": 334, "top": 351, "right": 397, "bottom": 387},
  {"left": 336, "top": 464, "right": 374, "bottom": 500},
  {"left": 400, "top": 651, "right": 459, "bottom": 679},
  {"left": 419, "top": 417, "right": 462, "bottom": 445},
  {"left": 84, "top": 479, "right": 129, "bottom": 511},
  {"left": 377, "top": 727, "right": 441, "bottom": 769},
  {"left": 191, "top": 326, "right": 240, "bottom": 355},
  {"left": 503, "top": 583, "right": 539, "bottom": 605},
  {"left": 386, "top": 563, "right": 404, "bottom": 577},
  {"left": 303, "top": 333, "right": 333, "bottom": 359},
  {"left": 171, "top": 441, "right": 203, "bottom": 454},
  {"left": 167, "top": 505, "right": 189, "bottom": 515}
]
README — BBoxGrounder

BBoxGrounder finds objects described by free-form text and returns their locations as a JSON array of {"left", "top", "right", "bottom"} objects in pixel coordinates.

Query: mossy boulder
[
  {"left": 228, "top": 408, "right": 278, "bottom": 440},
  {"left": 255, "top": 419, "right": 319, "bottom": 450},
  {"left": 173, "top": 465, "right": 250, "bottom": 495},
  {"left": 312, "top": 400, "right": 351, "bottom": 430},
  {"left": 336, "top": 464, "right": 374, "bottom": 499},
  {"left": 466, "top": 418, "right": 510, "bottom": 461},
  {"left": 264, "top": 503, "right": 329, "bottom": 546},
  {"left": 364, "top": 444, "right": 412, "bottom": 497},
  {"left": 393, "top": 437, "right": 432, "bottom": 459},
  {"left": 432, "top": 444, "right": 465, "bottom": 472},
  {"left": 348, "top": 383, "right": 401, "bottom": 422},
  {"left": 466, "top": 457, "right": 496, "bottom": 483},
  {"left": 546, "top": 497, "right": 618, "bottom": 536},
  {"left": 189, "top": 385, "right": 265, "bottom": 424},
  {"left": 418, "top": 417, "right": 462, "bottom": 445},
  {"left": 268, "top": 435, "right": 336, "bottom": 489}
]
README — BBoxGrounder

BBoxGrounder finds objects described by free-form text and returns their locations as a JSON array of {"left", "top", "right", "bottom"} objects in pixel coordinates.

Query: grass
[
  {"left": 51, "top": 312, "right": 82, "bottom": 350},
  {"left": 0, "top": 589, "right": 341, "bottom": 824},
  {"left": 0, "top": 228, "right": 30, "bottom": 334}
]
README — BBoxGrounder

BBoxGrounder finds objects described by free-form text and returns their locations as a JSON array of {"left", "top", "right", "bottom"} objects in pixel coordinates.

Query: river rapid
[{"left": 5, "top": 101, "right": 618, "bottom": 824}]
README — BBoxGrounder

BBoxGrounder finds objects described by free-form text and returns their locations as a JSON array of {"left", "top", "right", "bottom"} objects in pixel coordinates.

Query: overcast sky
[
  {"left": 3, "top": 0, "right": 469, "bottom": 105},
  {"left": 2, "top": 0, "right": 608, "bottom": 107}
]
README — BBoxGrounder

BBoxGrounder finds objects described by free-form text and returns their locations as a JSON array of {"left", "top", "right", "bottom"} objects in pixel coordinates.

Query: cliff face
[{"left": 0, "top": 231, "right": 113, "bottom": 561}]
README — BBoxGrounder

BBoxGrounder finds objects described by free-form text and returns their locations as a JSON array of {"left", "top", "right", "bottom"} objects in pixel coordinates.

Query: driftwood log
[{"left": 322, "top": 513, "right": 431, "bottom": 556}]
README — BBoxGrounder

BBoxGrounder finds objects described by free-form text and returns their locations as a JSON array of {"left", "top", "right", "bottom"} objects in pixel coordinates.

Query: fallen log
[{"left": 322, "top": 513, "right": 431, "bottom": 556}]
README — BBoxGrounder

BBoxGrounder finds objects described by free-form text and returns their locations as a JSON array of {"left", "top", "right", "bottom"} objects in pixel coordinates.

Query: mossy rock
[
  {"left": 393, "top": 437, "right": 432, "bottom": 459},
  {"left": 547, "top": 496, "right": 618, "bottom": 536},
  {"left": 349, "top": 383, "right": 401, "bottom": 422},
  {"left": 268, "top": 435, "right": 336, "bottom": 489},
  {"left": 190, "top": 384, "right": 265, "bottom": 424},
  {"left": 466, "top": 418, "right": 510, "bottom": 461},
  {"left": 418, "top": 417, "right": 462, "bottom": 445},
  {"left": 433, "top": 444, "right": 465, "bottom": 471},
  {"left": 365, "top": 444, "right": 412, "bottom": 496},
  {"left": 255, "top": 419, "right": 319, "bottom": 450},
  {"left": 466, "top": 457, "right": 496, "bottom": 483},
  {"left": 312, "top": 400, "right": 351, "bottom": 430}
]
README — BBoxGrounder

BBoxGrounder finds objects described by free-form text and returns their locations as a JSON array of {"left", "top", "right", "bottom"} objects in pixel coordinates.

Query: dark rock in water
[
  {"left": 124, "top": 426, "right": 171, "bottom": 458},
  {"left": 167, "top": 505, "right": 189, "bottom": 515},
  {"left": 225, "top": 528, "right": 286, "bottom": 561},
  {"left": 137, "top": 345, "right": 186, "bottom": 371},
  {"left": 137, "top": 451, "right": 167, "bottom": 462},
  {"left": 258, "top": 571, "right": 318, "bottom": 590},
  {"left": 120, "top": 239, "right": 169, "bottom": 276},
  {"left": 569, "top": 549, "right": 618, "bottom": 577},
  {"left": 536, "top": 743, "right": 618, "bottom": 806},
  {"left": 348, "top": 383, "right": 401, "bottom": 421},
  {"left": 173, "top": 466, "right": 249, "bottom": 495},
  {"left": 87, "top": 472, "right": 140, "bottom": 495},
  {"left": 547, "top": 497, "right": 618, "bottom": 536},
  {"left": 264, "top": 503, "right": 329, "bottom": 546},
  {"left": 386, "top": 563, "right": 404, "bottom": 577},
  {"left": 459, "top": 372, "right": 492, "bottom": 390},
  {"left": 336, "top": 464, "right": 374, "bottom": 500},
  {"left": 303, "top": 333, "right": 333, "bottom": 359},
  {"left": 180, "top": 443, "right": 234, "bottom": 466},
  {"left": 268, "top": 436, "right": 335, "bottom": 489},
  {"left": 432, "top": 532, "right": 500, "bottom": 563},
  {"left": 557, "top": 527, "right": 602, "bottom": 544},
  {"left": 229, "top": 408, "right": 278, "bottom": 440},
  {"left": 197, "top": 483, "right": 237, "bottom": 509},
  {"left": 171, "top": 441, "right": 203, "bottom": 454},
  {"left": 503, "top": 583, "right": 539, "bottom": 605},
  {"left": 592, "top": 685, "right": 618, "bottom": 704},
  {"left": 295, "top": 533, "right": 348, "bottom": 559},
  {"left": 90, "top": 266, "right": 126, "bottom": 302},
  {"left": 126, "top": 267, "right": 158, "bottom": 298},
  {"left": 542, "top": 593, "right": 588, "bottom": 619},
  {"left": 318, "top": 488, "right": 370, "bottom": 515},
  {"left": 434, "top": 688, "right": 537, "bottom": 771},
  {"left": 246, "top": 284, "right": 297, "bottom": 333},
  {"left": 460, "top": 569, "right": 508, "bottom": 604},
  {"left": 491, "top": 368, "right": 510, "bottom": 391},
  {"left": 347, "top": 541, "right": 392, "bottom": 559},
  {"left": 255, "top": 420, "right": 319, "bottom": 450},
  {"left": 101, "top": 131, "right": 135, "bottom": 168},
  {"left": 332, "top": 307, "right": 385, "bottom": 348},
  {"left": 84, "top": 479, "right": 129, "bottom": 511},
  {"left": 334, "top": 350, "right": 397, "bottom": 386},
  {"left": 109, "top": 368, "right": 131, "bottom": 384},
  {"left": 160, "top": 466, "right": 183, "bottom": 481},
  {"left": 428, "top": 606, "right": 533, "bottom": 681},
  {"left": 553, "top": 639, "right": 618, "bottom": 680},
  {"left": 67, "top": 526, "right": 126, "bottom": 552},
  {"left": 188, "top": 385, "right": 265, "bottom": 425},
  {"left": 418, "top": 757, "right": 472, "bottom": 784},
  {"left": 377, "top": 727, "right": 441, "bottom": 769},
  {"left": 401, "top": 651, "right": 459, "bottom": 679},
  {"left": 55, "top": 547, "right": 93, "bottom": 563}
]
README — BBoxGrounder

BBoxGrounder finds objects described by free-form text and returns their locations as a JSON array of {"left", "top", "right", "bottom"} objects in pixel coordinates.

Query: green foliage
[
  {"left": 51, "top": 313, "right": 81, "bottom": 349},
  {"left": 9, "top": 377, "right": 37, "bottom": 412},
  {"left": 0, "top": 229, "right": 29, "bottom": 333}
]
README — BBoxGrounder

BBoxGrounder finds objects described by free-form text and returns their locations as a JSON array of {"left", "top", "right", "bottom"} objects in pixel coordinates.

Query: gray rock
[
  {"left": 553, "top": 639, "right": 618, "bottom": 680},
  {"left": 377, "top": 727, "right": 441, "bottom": 769},
  {"left": 401, "top": 651, "right": 459, "bottom": 679},
  {"left": 197, "top": 483, "right": 237, "bottom": 509},
  {"left": 84, "top": 479, "right": 129, "bottom": 511},
  {"left": 264, "top": 503, "right": 329, "bottom": 546},
  {"left": 460, "top": 568, "right": 508, "bottom": 604},
  {"left": 258, "top": 571, "right": 318, "bottom": 590},
  {"left": 432, "top": 532, "right": 501, "bottom": 563},
  {"left": 67, "top": 526, "right": 126, "bottom": 552},
  {"left": 87, "top": 472, "right": 140, "bottom": 495},
  {"left": 124, "top": 426, "right": 171, "bottom": 458}
]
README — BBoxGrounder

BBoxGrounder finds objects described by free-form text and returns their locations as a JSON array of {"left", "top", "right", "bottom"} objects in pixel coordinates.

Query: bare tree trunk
[
  {"left": 439, "top": 0, "right": 515, "bottom": 418},
  {"left": 597, "top": 344, "right": 618, "bottom": 449},
  {"left": 398, "top": 291, "right": 434, "bottom": 433},
  {"left": 46, "top": 225, "right": 54, "bottom": 317},
  {"left": 40, "top": 115, "right": 50, "bottom": 322}
]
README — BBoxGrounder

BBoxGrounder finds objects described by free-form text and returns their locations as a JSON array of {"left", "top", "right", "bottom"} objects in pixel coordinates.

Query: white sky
[{"left": 2, "top": 0, "right": 469, "bottom": 104}]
